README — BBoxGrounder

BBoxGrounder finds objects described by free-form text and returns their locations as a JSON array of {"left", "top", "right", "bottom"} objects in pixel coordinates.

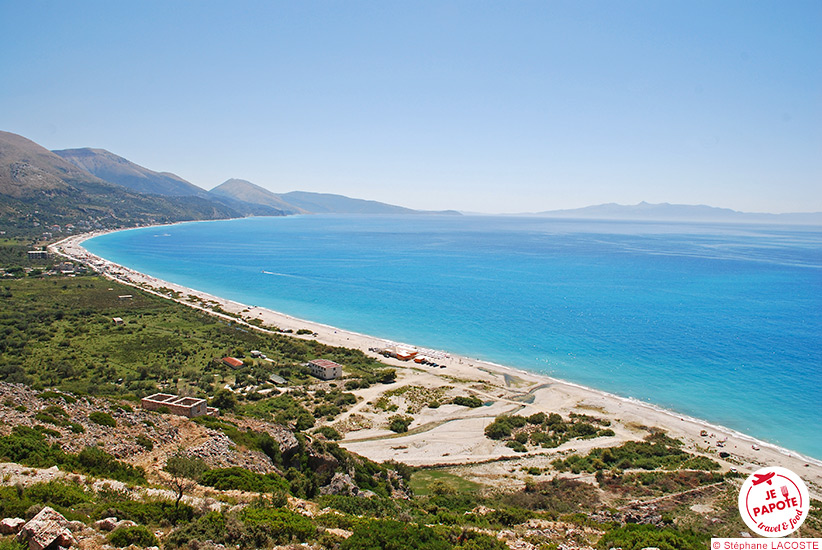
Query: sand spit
[{"left": 51, "top": 231, "right": 822, "bottom": 497}]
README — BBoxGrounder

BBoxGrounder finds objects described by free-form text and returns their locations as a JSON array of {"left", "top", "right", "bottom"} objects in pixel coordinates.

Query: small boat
[{"left": 751, "top": 444, "right": 760, "bottom": 451}]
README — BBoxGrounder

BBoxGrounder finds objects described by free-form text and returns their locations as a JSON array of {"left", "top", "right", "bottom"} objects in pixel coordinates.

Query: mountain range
[
  {"left": 0, "top": 131, "right": 446, "bottom": 236},
  {"left": 1, "top": 130, "right": 819, "bottom": 237}
]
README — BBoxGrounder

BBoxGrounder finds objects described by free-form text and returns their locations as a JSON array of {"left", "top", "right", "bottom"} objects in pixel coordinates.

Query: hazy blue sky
[{"left": 1, "top": 1, "right": 820, "bottom": 213}]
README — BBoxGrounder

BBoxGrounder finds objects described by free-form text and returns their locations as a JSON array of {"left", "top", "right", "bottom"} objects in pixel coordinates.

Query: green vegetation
[
  {"left": 165, "top": 451, "right": 208, "bottom": 508},
  {"left": 314, "top": 425, "right": 342, "bottom": 440},
  {"left": 552, "top": 432, "right": 721, "bottom": 473},
  {"left": 451, "top": 395, "right": 483, "bottom": 408},
  {"left": 409, "top": 470, "right": 483, "bottom": 496},
  {"left": 134, "top": 434, "right": 154, "bottom": 450},
  {"left": 485, "top": 412, "right": 613, "bottom": 450},
  {"left": 0, "top": 538, "right": 26, "bottom": 550},
  {"left": 88, "top": 411, "right": 117, "bottom": 427},
  {"left": 389, "top": 414, "right": 414, "bottom": 433},
  {"left": 199, "top": 467, "right": 290, "bottom": 494},
  {"left": 108, "top": 525, "right": 158, "bottom": 548},
  {"left": 0, "top": 426, "right": 145, "bottom": 484},
  {"left": 0, "top": 267, "right": 765, "bottom": 549},
  {"left": 342, "top": 519, "right": 450, "bottom": 550},
  {"left": 597, "top": 524, "right": 708, "bottom": 550},
  {"left": 597, "top": 470, "right": 725, "bottom": 497},
  {"left": 0, "top": 276, "right": 392, "bottom": 401}
]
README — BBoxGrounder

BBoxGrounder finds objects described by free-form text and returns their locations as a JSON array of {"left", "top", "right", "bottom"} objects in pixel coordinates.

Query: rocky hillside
[{"left": 53, "top": 148, "right": 211, "bottom": 198}]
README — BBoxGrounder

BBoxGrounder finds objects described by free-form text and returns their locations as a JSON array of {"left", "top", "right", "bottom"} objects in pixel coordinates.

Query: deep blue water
[{"left": 85, "top": 215, "right": 822, "bottom": 459}]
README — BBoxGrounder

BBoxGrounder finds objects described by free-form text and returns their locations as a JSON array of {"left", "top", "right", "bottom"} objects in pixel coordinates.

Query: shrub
[
  {"left": 39, "top": 391, "right": 77, "bottom": 404},
  {"left": 341, "top": 519, "right": 450, "bottom": 550},
  {"left": 199, "top": 467, "right": 289, "bottom": 494},
  {"left": 89, "top": 411, "right": 116, "bottom": 428},
  {"left": 96, "top": 498, "right": 195, "bottom": 526},
  {"left": 0, "top": 538, "right": 27, "bottom": 550},
  {"left": 388, "top": 415, "right": 413, "bottom": 433},
  {"left": 165, "top": 511, "right": 227, "bottom": 548},
  {"left": 108, "top": 525, "right": 158, "bottom": 548},
  {"left": 596, "top": 523, "right": 707, "bottom": 550},
  {"left": 211, "top": 389, "right": 237, "bottom": 410},
  {"left": 452, "top": 395, "right": 483, "bottom": 408},
  {"left": 77, "top": 446, "right": 147, "bottom": 484},
  {"left": 25, "top": 480, "right": 90, "bottom": 508},
  {"left": 240, "top": 506, "right": 316, "bottom": 545},
  {"left": 314, "top": 426, "right": 342, "bottom": 440},
  {"left": 527, "top": 412, "right": 547, "bottom": 424},
  {"left": 135, "top": 434, "right": 154, "bottom": 450},
  {"left": 313, "top": 404, "right": 341, "bottom": 418}
]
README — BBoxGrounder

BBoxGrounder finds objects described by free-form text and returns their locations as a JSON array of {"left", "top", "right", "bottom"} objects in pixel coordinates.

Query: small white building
[{"left": 308, "top": 359, "right": 343, "bottom": 380}]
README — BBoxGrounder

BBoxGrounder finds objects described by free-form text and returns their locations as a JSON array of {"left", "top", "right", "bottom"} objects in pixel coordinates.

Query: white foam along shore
[{"left": 50, "top": 228, "right": 822, "bottom": 496}]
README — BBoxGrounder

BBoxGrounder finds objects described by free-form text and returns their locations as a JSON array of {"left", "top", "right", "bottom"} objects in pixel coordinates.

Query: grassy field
[{"left": 409, "top": 470, "right": 483, "bottom": 496}]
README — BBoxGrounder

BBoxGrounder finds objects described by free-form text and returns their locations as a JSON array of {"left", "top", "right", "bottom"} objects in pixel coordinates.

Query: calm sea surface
[{"left": 85, "top": 215, "right": 822, "bottom": 459}]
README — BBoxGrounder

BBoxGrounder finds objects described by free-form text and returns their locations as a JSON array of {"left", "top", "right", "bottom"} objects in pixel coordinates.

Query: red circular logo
[{"left": 738, "top": 467, "right": 809, "bottom": 537}]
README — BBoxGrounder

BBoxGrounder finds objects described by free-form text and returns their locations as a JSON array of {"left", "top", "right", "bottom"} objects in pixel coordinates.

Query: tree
[
  {"left": 211, "top": 388, "right": 237, "bottom": 411},
  {"left": 165, "top": 450, "right": 207, "bottom": 511}
]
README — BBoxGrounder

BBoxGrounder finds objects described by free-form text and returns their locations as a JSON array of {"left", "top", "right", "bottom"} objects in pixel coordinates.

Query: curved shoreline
[{"left": 50, "top": 228, "right": 822, "bottom": 495}]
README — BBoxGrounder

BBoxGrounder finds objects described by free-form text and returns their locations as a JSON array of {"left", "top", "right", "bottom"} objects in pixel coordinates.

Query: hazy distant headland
[{"left": 524, "top": 202, "right": 822, "bottom": 225}]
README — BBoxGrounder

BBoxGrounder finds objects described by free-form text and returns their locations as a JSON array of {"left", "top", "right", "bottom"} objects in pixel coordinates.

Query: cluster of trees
[{"left": 484, "top": 411, "right": 614, "bottom": 452}]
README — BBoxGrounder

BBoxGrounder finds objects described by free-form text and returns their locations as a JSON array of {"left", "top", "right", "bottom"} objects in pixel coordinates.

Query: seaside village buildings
[
  {"left": 308, "top": 359, "right": 343, "bottom": 380},
  {"left": 140, "top": 358, "right": 344, "bottom": 418}
]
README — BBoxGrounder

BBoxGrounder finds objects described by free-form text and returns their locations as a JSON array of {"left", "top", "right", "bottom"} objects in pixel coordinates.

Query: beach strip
[{"left": 50, "top": 231, "right": 822, "bottom": 497}]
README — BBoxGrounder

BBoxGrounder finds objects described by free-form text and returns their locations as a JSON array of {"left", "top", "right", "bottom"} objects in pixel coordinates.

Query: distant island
[{"left": 531, "top": 202, "right": 822, "bottom": 225}]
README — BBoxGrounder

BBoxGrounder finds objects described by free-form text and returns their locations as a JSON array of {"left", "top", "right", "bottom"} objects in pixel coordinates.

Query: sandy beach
[{"left": 51, "top": 231, "right": 822, "bottom": 498}]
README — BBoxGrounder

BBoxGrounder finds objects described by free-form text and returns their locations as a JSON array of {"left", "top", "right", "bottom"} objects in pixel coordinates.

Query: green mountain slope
[{"left": 0, "top": 131, "right": 242, "bottom": 237}]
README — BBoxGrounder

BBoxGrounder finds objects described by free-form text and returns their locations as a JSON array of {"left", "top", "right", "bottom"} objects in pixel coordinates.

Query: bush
[
  {"left": 89, "top": 411, "right": 116, "bottom": 428},
  {"left": 77, "top": 446, "right": 146, "bottom": 484},
  {"left": 96, "top": 498, "right": 195, "bottom": 526},
  {"left": 342, "top": 519, "right": 450, "bottom": 550},
  {"left": 388, "top": 415, "right": 413, "bottom": 433},
  {"left": 452, "top": 395, "right": 483, "bottom": 408},
  {"left": 0, "top": 427, "right": 144, "bottom": 484},
  {"left": 211, "top": 388, "right": 237, "bottom": 410},
  {"left": 0, "top": 538, "right": 27, "bottom": 550},
  {"left": 240, "top": 506, "right": 316, "bottom": 545},
  {"left": 108, "top": 525, "right": 158, "bottom": 548},
  {"left": 200, "top": 467, "right": 289, "bottom": 494},
  {"left": 165, "top": 511, "right": 227, "bottom": 548},
  {"left": 484, "top": 415, "right": 525, "bottom": 440},
  {"left": 25, "top": 480, "right": 89, "bottom": 508},
  {"left": 314, "top": 426, "right": 342, "bottom": 440},
  {"left": 135, "top": 434, "right": 154, "bottom": 450},
  {"left": 597, "top": 523, "right": 707, "bottom": 550}
]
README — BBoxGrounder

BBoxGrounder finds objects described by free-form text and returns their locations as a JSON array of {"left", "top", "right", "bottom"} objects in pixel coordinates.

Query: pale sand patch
[{"left": 51, "top": 231, "right": 822, "bottom": 498}]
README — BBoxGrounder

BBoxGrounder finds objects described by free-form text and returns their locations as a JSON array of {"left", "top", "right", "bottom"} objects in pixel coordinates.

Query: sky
[{"left": 1, "top": 1, "right": 820, "bottom": 213}]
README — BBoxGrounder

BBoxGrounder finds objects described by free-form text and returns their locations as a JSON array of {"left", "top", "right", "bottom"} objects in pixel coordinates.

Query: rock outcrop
[
  {"left": 17, "top": 507, "right": 75, "bottom": 550},
  {"left": 0, "top": 517, "right": 25, "bottom": 534}
]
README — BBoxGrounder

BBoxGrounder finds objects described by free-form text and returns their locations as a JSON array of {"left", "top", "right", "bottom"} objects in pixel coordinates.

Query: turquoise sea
[{"left": 84, "top": 215, "right": 822, "bottom": 460}]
